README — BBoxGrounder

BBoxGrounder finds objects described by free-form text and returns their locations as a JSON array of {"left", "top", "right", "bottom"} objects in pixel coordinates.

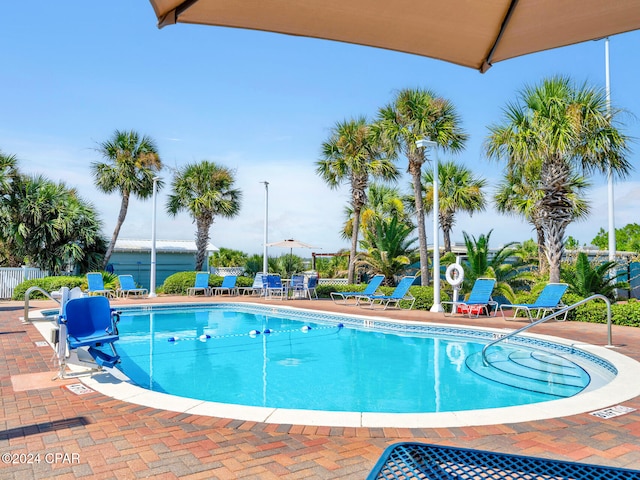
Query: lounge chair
[
  {"left": 330, "top": 274, "right": 385, "bottom": 305},
  {"left": 238, "top": 273, "right": 266, "bottom": 296},
  {"left": 187, "top": 272, "right": 211, "bottom": 296},
  {"left": 58, "top": 296, "right": 120, "bottom": 376},
  {"left": 212, "top": 275, "right": 238, "bottom": 296},
  {"left": 265, "top": 274, "right": 287, "bottom": 300},
  {"left": 117, "top": 275, "right": 148, "bottom": 298},
  {"left": 304, "top": 274, "right": 319, "bottom": 300},
  {"left": 443, "top": 277, "right": 497, "bottom": 317},
  {"left": 500, "top": 283, "right": 569, "bottom": 322},
  {"left": 357, "top": 276, "right": 415, "bottom": 310},
  {"left": 86, "top": 272, "right": 115, "bottom": 298}
]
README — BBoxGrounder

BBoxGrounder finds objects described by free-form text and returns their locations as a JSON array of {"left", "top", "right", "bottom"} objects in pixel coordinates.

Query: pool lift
[{"left": 54, "top": 287, "right": 121, "bottom": 379}]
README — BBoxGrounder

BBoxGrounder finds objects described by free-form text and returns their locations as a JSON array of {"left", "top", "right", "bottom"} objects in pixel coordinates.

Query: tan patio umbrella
[
  {"left": 266, "top": 239, "right": 319, "bottom": 256},
  {"left": 148, "top": 0, "right": 640, "bottom": 72}
]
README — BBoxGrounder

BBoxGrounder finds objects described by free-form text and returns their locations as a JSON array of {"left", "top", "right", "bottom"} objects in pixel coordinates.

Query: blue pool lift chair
[
  {"left": 58, "top": 296, "right": 120, "bottom": 378},
  {"left": 212, "top": 275, "right": 238, "bottom": 296},
  {"left": 117, "top": 275, "right": 148, "bottom": 298},
  {"left": 187, "top": 272, "right": 211, "bottom": 296},
  {"left": 330, "top": 274, "right": 385, "bottom": 305},
  {"left": 500, "top": 283, "right": 569, "bottom": 322},
  {"left": 86, "top": 272, "right": 115, "bottom": 298},
  {"left": 443, "top": 277, "right": 497, "bottom": 317},
  {"left": 357, "top": 276, "right": 415, "bottom": 310}
]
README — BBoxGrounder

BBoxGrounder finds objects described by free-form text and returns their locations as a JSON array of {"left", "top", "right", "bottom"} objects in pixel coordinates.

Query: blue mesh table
[{"left": 367, "top": 443, "right": 640, "bottom": 480}]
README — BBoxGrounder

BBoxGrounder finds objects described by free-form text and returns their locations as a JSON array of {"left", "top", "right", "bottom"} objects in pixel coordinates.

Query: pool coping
[{"left": 31, "top": 302, "right": 640, "bottom": 429}]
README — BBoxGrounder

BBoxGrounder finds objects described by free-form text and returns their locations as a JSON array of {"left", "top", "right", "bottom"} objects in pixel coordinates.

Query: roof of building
[{"left": 114, "top": 239, "right": 219, "bottom": 253}]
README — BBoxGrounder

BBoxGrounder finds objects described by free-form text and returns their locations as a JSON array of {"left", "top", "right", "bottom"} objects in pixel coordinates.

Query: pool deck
[{"left": 2, "top": 294, "right": 640, "bottom": 479}]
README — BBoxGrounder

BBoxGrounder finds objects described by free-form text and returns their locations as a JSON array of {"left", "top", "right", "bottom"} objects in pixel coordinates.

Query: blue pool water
[{"left": 113, "top": 304, "right": 609, "bottom": 414}]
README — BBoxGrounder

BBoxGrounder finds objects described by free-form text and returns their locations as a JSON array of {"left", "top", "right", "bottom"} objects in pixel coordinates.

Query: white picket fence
[{"left": 0, "top": 267, "right": 48, "bottom": 299}]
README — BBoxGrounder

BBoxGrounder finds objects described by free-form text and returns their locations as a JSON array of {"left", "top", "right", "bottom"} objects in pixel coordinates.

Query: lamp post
[
  {"left": 261, "top": 181, "right": 269, "bottom": 273},
  {"left": 416, "top": 139, "right": 442, "bottom": 312},
  {"left": 605, "top": 37, "right": 616, "bottom": 264},
  {"left": 148, "top": 176, "right": 159, "bottom": 298}
]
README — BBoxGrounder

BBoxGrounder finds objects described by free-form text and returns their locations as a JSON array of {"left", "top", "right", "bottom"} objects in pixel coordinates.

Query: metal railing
[
  {"left": 481, "top": 294, "right": 612, "bottom": 366},
  {"left": 23, "top": 286, "right": 60, "bottom": 324}
]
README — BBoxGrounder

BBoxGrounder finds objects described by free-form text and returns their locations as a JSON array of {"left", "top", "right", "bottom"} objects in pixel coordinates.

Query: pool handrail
[
  {"left": 482, "top": 294, "right": 612, "bottom": 366},
  {"left": 23, "top": 286, "right": 61, "bottom": 324}
]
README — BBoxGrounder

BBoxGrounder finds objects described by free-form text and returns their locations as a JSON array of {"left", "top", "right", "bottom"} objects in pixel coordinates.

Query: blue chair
[
  {"left": 238, "top": 273, "right": 266, "bottom": 296},
  {"left": 212, "top": 275, "right": 238, "bottom": 296},
  {"left": 59, "top": 296, "right": 120, "bottom": 370},
  {"left": 266, "top": 274, "right": 287, "bottom": 300},
  {"left": 86, "top": 272, "right": 115, "bottom": 298},
  {"left": 357, "top": 276, "right": 415, "bottom": 310},
  {"left": 330, "top": 274, "right": 385, "bottom": 304},
  {"left": 500, "top": 283, "right": 569, "bottom": 322},
  {"left": 188, "top": 272, "right": 211, "bottom": 296},
  {"left": 443, "top": 278, "right": 497, "bottom": 317},
  {"left": 289, "top": 274, "right": 306, "bottom": 299},
  {"left": 304, "top": 275, "right": 319, "bottom": 300},
  {"left": 117, "top": 275, "right": 148, "bottom": 298}
]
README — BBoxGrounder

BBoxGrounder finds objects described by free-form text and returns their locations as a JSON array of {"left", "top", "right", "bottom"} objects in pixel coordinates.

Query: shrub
[{"left": 12, "top": 276, "right": 85, "bottom": 300}]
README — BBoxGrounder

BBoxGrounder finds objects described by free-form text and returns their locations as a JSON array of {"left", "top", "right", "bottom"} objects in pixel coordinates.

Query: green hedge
[
  {"left": 162, "top": 272, "right": 253, "bottom": 295},
  {"left": 12, "top": 276, "right": 85, "bottom": 300},
  {"left": 317, "top": 283, "right": 449, "bottom": 311}
]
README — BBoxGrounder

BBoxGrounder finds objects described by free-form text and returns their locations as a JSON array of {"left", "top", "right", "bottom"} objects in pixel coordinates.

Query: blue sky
[{"left": 2, "top": 2, "right": 639, "bottom": 255}]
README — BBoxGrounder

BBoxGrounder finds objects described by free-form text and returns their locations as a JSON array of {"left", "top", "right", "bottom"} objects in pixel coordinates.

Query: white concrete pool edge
[{"left": 29, "top": 303, "right": 640, "bottom": 429}]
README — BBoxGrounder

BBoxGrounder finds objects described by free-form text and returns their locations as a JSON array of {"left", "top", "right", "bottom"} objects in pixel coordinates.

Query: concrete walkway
[{"left": 2, "top": 295, "right": 640, "bottom": 479}]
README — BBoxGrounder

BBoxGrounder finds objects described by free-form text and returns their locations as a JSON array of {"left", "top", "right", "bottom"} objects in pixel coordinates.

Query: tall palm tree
[
  {"left": 486, "top": 76, "right": 631, "bottom": 283},
  {"left": 494, "top": 158, "right": 590, "bottom": 273},
  {"left": 92, "top": 129, "right": 162, "bottom": 268},
  {"left": 376, "top": 88, "right": 467, "bottom": 285},
  {"left": 166, "top": 161, "right": 242, "bottom": 271},
  {"left": 0, "top": 151, "right": 18, "bottom": 196},
  {"left": 421, "top": 160, "right": 486, "bottom": 252},
  {"left": 316, "top": 117, "right": 399, "bottom": 284}
]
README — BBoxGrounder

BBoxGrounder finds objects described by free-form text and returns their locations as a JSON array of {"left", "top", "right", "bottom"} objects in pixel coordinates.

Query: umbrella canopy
[
  {"left": 266, "top": 239, "right": 318, "bottom": 250},
  {"left": 148, "top": 0, "right": 640, "bottom": 72}
]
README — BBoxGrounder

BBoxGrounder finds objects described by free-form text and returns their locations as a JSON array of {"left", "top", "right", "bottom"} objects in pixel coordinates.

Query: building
[{"left": 108, "top": 239, "right": 219, "bottom": 290}]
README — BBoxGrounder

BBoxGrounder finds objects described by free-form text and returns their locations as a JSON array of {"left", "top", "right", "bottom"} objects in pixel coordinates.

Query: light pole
[
  {"left": 605, "top": 37, "right": 616, "bottom": 264},
  {"left": 261, "top": 181, "right": 269, "bottom": 273},
  {"left": 416, "top": 139, "right": 442, "bottom": 312},
  {"left": 148, "top": 176, "right": 160, "bottom": 298}
]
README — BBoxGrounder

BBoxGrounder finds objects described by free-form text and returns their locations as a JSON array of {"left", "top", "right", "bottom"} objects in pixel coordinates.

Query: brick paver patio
[{"left": 2, "top": 295, "right": 640, "bottom": 479}]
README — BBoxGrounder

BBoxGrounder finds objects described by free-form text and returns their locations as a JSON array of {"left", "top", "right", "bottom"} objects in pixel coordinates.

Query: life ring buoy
[{"left": 445, "top": 263, "right": 465, "bottom": 287}]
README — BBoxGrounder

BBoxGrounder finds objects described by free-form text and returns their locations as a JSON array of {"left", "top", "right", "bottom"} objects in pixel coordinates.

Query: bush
[
  {"left": 12, "top": 276, "right": 85, "bottom": 300},
  {"left": 317, "top": 283, "right": 449, "bottom": 310},
  {"left": 573, "top": 299, "right": 640, "bottom": 327}
]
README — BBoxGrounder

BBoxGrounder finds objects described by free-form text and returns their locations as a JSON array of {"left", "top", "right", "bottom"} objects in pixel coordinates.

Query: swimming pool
[{"left": 109, "top": 303, "right": 616, "bottom": 415}]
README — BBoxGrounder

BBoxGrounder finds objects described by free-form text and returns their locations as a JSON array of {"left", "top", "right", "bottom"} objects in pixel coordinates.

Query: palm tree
[
  {"left": 376, "top": 88, "right": 467, "bottom": 285},
  {"left": 92, "top": 129, "right": 162, "bottom": 268},
  {"left": 561, "top": 252, "right": 627, "bottom": 301},
  {"left": 0, "top": 151, "right": 17, "bottom": 196},
  {"left": 166, "top": 161, "right": 242, "bottom": 271},
  {"left": 316, "top": 117, "right": 399, "bottom": 284},
  {"left": 486, "top": 76, "right": 631, "bottom": 283},
  {"left": 421, "top": 160, "right": 486, "bottom": 252},
  {"left": 357, "top": 216, "right": 418, "bottom": 285},
  {"left": 494, "top": 158, "right": 590, "bottom": 273}
]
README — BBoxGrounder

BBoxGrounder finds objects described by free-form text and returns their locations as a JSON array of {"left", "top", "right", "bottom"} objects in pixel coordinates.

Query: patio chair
[
  {"left": 117, "top": 275, "right": 148, "bottom": 298},
  {"left": 357, "top": 276, "right": 415, "bottom": 310},
  {"left": 238, "top": 273, "right": 266, "bottom": 296},
  {"left": 187, "top": 272, "right": 211, "bottom": 296},
  {"left": 212, "top": 275, "right": 238, "bottom": 296},
  {"left": 330, "top": 274, "right": 385, "bottom": 305},
  {"left": 443, "top": 278, "right": 497, "bottom": 317},
  {"left": 304, "top": 274, "right": 319, "bottom": 299},
  {"left": 500, "top": 283, "right": 569, "bottom": 322},
  {"left": 289, "top": 274, "right": 306, "bottom": 299},
  {"left": 265, "top": 274, "right": 287, "bottom": 300},
  {"left": 58, "top": 296, "right": 120, "bottom": 375},
  {"left": 86, "top": 272, "right": 115, "bottom": 298}
]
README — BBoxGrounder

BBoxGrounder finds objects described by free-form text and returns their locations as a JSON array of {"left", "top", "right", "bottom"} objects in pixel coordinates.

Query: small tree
[{"left": 561, "top": 252, "right": 627, "bottom": 301}]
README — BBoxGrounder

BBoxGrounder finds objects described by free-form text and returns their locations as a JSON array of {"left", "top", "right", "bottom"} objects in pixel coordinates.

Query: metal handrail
[
  {"left": 481, "top": 294, "right": 612, "bottom": 366},
  {"left": 23, "top": 286, "right": 61, "bottom": 324}
]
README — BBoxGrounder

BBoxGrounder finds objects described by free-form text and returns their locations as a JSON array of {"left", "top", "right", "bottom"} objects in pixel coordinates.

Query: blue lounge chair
[
  {"left": 304, "top": 274, "right": 319, "bottom": 300},
  {"left": 59, "top": 296, "right": 120, "bottom": 374},
  {"left": 266, "top": 274, "right": 287, "bottom": 300},
  {"left": 330, "top": 274, "right": 385, "bottom": 305},
  {"left": 443, "top": 278, "right": 497, "bottom": 317},
  {"left": 212, "top": 275, "right": 238, "bottom": 296},
  {"left": 117, "top": 275, "right": 148, "bottom": 298},
  {"left": 86, "top": 272, "right": 115, "bottom": 298},
  {"left": 500, "top": 283, "right": 569, "bottom": 322},
  {"left": 187, "top": 272, "right": 211, "bottom": 296},
  {"left": 357, "top": 276, "right": 415, "bottom": 310}
]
